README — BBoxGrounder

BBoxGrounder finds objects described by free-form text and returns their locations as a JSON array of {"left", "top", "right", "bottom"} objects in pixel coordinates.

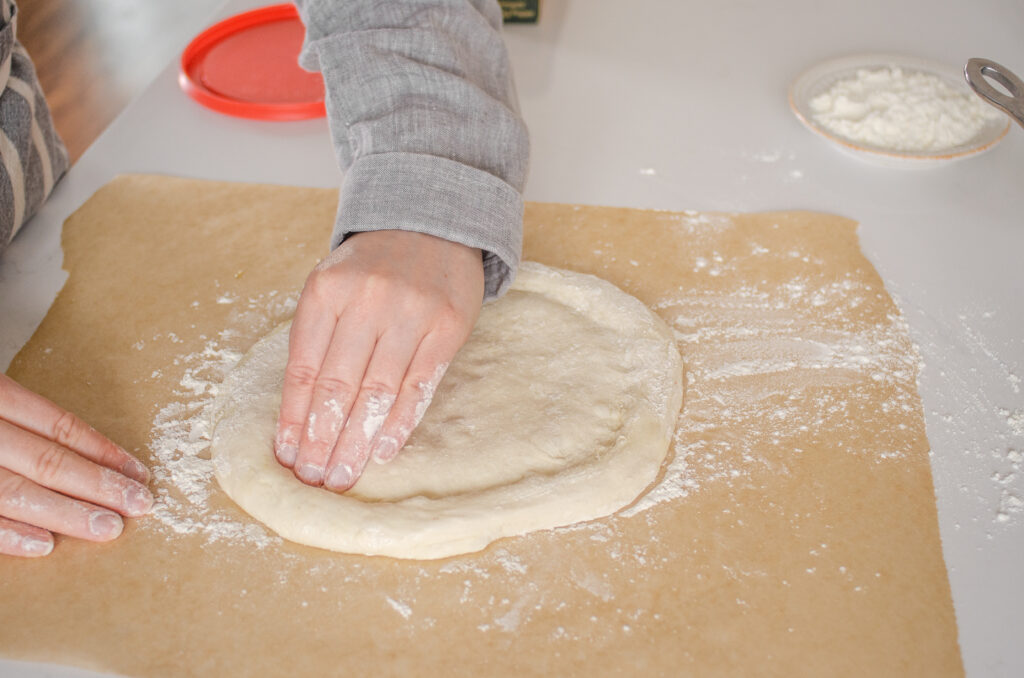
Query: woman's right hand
[{"left": 0, "top": 373, "right": 153, "bottom": 557}]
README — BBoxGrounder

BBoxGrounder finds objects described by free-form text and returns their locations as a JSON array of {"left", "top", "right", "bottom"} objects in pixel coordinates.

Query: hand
[
  {"left": 0, "top": 374, "right": 153, "bottom": 557},
  {"left": 274, "top": 230, "right": 485, "bottom": 492}
]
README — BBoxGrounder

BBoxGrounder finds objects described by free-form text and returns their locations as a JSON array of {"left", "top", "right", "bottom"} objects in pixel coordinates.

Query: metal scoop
[{"left": 965, "top": 58, "right": 1024, "bottom": 129}]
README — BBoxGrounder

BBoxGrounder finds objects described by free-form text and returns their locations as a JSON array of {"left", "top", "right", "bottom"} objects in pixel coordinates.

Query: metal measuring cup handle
[{"left": 965, "top": 58, "right": 1024, "bottom": 129}]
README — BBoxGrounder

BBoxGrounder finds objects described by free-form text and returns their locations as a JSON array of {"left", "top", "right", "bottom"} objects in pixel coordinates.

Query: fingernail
[
  {"left": 126, "top": 484, "right": 154, "bottom": 516},
  {"left": 22, "top": 534, "right": 54, "bottom": 557},
  {"left": 296, "top": 463, "right": 323, "bottom": 486},
  {"left": 276, "top": 443, "right": 298, "bottom": 467},
  {"left": 372, "top": 437, "right": 399, "bottom": 464},
  {"left": 89, "top": 511, "right": 124, "bottom": 539},
  {"left": 122, "top": 456, "right": 150, "bottom": 484},
  {"left": 325, "top": 464, "right": 353, "bottom": 491},
  {"left": 276, "top": 427, "right": 300, "bottom": 466}
]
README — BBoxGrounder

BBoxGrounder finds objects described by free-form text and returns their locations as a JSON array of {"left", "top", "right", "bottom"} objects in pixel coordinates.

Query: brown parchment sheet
[{"left": 1, "top": 174, "right": 961, "bottom": 677}]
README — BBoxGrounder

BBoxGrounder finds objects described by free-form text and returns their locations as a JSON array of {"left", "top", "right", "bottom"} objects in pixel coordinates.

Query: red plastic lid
[{"left": 179, "top": 3, "right": 326, "bottom": 120}]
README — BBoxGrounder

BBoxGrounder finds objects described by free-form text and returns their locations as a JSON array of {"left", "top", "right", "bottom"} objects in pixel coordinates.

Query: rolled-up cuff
[{"left": 334, "top": 151, "right": 523, "bottom": 300}]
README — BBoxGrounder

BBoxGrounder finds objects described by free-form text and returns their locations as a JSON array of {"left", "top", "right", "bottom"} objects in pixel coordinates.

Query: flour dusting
[
  {"left": 143, "top": 289, "right": 298, "bottom": 547},
  {"left": 912, "top": 304, "right": 1024, "bottom": 532},
  {"left": 385, "top": 596, "right": 413, "bottom": 620},
  {"left": 625, "top": 215, "right": 925, "bottom": 516}
]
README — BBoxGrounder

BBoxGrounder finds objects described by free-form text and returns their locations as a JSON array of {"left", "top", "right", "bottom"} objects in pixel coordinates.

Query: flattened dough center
[{"left": 211, "top": 263, "right": 683, "bottom": 559}]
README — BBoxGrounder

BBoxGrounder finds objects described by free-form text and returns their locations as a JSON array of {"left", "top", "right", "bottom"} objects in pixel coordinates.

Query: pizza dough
[{"left": 210, "top": 262, "right": 684, "bottom": 559}]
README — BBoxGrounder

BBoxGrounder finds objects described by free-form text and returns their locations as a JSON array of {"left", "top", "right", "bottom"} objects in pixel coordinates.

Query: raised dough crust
[{"left": 210, "top": 262, "right": 683, "bottom": 559}]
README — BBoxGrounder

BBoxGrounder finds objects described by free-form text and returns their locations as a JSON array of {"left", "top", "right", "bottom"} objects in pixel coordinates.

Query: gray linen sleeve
[{"left": 293, "top": 0, "right": 529, "bottom": 300}]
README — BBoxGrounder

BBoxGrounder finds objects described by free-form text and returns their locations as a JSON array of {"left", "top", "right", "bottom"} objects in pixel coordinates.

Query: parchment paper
[{"left": 0, "top": 175, "right": 962, "bottom": 677}]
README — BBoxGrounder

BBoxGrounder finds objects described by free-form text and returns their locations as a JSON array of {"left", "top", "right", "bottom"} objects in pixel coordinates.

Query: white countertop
[{"left": 1, "top": 0, "right": 1021, "bottom": 675}]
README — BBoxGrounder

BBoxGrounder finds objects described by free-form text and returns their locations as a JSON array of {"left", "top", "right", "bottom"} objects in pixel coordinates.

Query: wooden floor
[{"left": 15, "top": 0, "right": 220, "bottom": 163}]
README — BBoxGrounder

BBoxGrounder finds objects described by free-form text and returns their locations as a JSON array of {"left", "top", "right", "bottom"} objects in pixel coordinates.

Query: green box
[{"left": 500, "top": 0, "right": 540, "bottom": 23}]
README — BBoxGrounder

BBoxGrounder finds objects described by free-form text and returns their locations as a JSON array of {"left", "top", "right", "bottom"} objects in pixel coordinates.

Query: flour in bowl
[{"left": 810, "top": 66, "right": 1002, "bottom": 152}]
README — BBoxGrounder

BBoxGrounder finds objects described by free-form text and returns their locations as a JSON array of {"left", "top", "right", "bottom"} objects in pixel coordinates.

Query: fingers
[
  {"left": 0, "top": 467, "right": 124, "bottom": 545},
  {"left": 368, "top": 336, "right": 454, "bottom": 466},
  {"left": 0, "top": 374, "right": 149, "bottom": 484},
  {"left": 275, "top": 289, "right": 339, "bottom": 468},
  {"left": 0, "top": 419, "right": 153, "bottom": 519},
  {"left": 275, "top": 230, "right": 486, "bottom": 491},
  {"left": 289, "top": 315, "right": 379, "bottom": 487},
  {"left": 321, "top": 327, "right": 460, "bottom": 492},
  {"left": 0, "top": 375, "right": 152, "bottom": 558},
  {"left": 320, "top": 328, "right": 421, "bottom": 491},
  {"left": 0, "top": 515, "right": 53, "bottom": 558}
]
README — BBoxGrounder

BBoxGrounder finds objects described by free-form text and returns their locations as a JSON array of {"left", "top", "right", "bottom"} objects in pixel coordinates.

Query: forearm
[{"left": 293, "top": 0, "right": 529, "bottom": 299}]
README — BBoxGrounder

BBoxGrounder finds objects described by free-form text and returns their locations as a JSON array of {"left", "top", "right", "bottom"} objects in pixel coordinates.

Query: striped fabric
[{"left": 0, "top": 0, "right": 68, "bottom": 255}]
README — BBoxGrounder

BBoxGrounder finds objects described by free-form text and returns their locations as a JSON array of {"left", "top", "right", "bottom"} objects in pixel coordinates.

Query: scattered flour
[
  {"left": 912, "top": 304, "right": 1024, "bottom": 532},
  {"left": 1002, "top": 408, "right": 1024, "bottom": 438},
  {"left": 143, "top": 289, "right": 298, "bottom": 548},
  {"left": 625, "top": 234, "right": 925, "bottom": 516},
  {"left": 385, "top": 596, "right": 413, "bottom": 620},
  {"left": 493, "top": 549, "right": 528, "bottom": 575}
]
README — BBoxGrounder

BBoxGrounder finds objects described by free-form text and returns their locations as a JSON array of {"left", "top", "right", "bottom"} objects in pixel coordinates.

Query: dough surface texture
[{"left": 211, "top": 262, "right": 683, "bottom": 559}]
